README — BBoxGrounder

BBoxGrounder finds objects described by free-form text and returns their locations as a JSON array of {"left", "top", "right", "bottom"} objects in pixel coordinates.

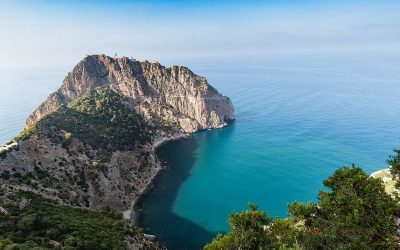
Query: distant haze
[{"left": 0, "top": 0, "right": 399, "bottom": 69}]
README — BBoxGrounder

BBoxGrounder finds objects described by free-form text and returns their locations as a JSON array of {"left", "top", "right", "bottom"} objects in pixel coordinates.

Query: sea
[{"left": 1, "top": 54, "right": 400, "bottom": 249}]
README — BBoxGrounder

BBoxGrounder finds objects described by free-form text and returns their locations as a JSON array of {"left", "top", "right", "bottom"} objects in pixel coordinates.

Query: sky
[{"left": 0, "top": 0, "right": 399, "bottom": 69}]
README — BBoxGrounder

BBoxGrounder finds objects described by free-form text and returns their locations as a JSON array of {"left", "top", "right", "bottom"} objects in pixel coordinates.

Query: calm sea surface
[{"left": 1, "top": 56, "right": 400, "bottom": 249}]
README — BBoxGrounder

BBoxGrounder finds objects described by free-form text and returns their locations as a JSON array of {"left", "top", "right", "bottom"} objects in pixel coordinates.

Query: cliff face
[{"left": 26, "top": 54, "right": 234, "bottom": 133}]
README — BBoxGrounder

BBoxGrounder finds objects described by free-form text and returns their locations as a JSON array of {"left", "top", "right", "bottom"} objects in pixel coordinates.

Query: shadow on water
[{"left": 135, "top": 136, "right": 218, "bottom": 250}]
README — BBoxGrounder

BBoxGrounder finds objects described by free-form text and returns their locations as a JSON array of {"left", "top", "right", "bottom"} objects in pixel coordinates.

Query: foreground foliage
[
  {"left": 389, "top": 148, "right": 400, "bottom": 190},
  {"left": 205, "top": 166, "right": 398, "bottom": 250},
  {"left": 0, "top": 191, "right": 140, "bottom": 249}
]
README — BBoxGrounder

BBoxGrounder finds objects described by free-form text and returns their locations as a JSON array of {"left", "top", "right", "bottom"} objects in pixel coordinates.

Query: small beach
[{"left": 152, "top": 133, "right": 189, "bottom": 149}]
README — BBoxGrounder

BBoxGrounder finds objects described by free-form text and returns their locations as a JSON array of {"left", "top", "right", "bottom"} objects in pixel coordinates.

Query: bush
[
  {"left": 0, "top": 151, "right": 6, "bottom": 159},
  {"left": 0, "top": 171, "right": 10, "bottom": 180},
  {"left": 64, "top": 132, "right": 73, "bottom": 141},
  {"left": 17, "top": 213, "right": 42, "bottom": 234},
  {"left": 46, "top": 228, "right": 60, "bottom": 239}
]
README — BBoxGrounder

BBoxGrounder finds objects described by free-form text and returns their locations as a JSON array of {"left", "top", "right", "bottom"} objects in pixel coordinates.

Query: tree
[
  {"left": 289, "top": 166, "right": 398, "bottom": 249},
  {"left": 17, "top": 213, "right": 43, "bottom": 235},
  {"left": 388, "top": 148, "right": 400, "bottom": 188},
  {"left": 204, "top": 204, "right": 272, "bottom": 250},
  {"left": 205, "top": 166, "right": 398, "bottom": 249},
  {"left": 205, "top": 204, "right": 305, "bottom": 250}
]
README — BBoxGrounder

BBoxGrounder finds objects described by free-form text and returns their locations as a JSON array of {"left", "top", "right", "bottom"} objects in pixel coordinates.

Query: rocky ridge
[{"left": 26, "top": 54, "right": 234, "bottom": 133}]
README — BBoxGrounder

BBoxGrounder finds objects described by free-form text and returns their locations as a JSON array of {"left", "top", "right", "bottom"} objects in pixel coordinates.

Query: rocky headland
[{"left": 0, "top": 54, "right": 234, "bottom": 249}]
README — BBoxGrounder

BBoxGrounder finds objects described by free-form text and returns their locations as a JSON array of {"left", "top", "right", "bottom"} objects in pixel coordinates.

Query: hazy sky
[{"left": 1, "top": 0, "right": 399, "bottom": 69}]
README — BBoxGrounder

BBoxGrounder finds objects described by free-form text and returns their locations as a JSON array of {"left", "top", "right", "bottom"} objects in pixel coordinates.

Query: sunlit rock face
[{"left": 26, "top": 54, "right": 235, "bottom": 132}]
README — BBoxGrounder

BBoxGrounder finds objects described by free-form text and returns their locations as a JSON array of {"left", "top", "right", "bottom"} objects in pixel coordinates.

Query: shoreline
[
  {"left": 123, "top": 132, "right": 190, "bottom": 220},
  {"left": 152, "top": 133, "right": 190, "bottom": 149},
  {"left": 125, "top": 121, "right": 233, "bottom": 220},
  {"left": 370, "top": 166, "right": 398, "bottom": 195},
  {"left": 370, "top": 167, "right": 391, "bottom": 178}
]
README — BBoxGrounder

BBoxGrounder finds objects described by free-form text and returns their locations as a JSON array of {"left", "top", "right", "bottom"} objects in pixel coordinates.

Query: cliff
[
  {"left": 0, "top": 55, "right": 234, "bottom": 249},
  {"left": 26, "top": 54, "right": 234, "bottom": 133}
]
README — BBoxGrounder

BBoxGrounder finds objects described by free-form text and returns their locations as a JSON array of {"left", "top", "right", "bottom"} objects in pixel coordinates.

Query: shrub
[
  {"left": 0, "top": 171, "right": 10, "bottom": 180},
  {"left": 0, "top": 151, "right": 6, "bottom": 159},
  {"left": 64, "top": 132, "right": 73, "bottom": 141}
]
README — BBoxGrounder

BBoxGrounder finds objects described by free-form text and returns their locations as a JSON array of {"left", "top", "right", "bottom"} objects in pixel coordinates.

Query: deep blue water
[{"left": 1, "top": 55, "right": 400, "bottom": 250}]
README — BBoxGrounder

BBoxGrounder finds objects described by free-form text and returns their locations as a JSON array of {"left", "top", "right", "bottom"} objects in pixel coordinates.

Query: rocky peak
[{"left": 26, "top": 54, "right": 235, "bottom": 132}]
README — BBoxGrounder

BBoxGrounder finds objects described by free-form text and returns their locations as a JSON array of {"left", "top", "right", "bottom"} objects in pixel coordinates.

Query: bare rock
[{"left": 26, "top": 54, "right": 235, "bottom": 132}]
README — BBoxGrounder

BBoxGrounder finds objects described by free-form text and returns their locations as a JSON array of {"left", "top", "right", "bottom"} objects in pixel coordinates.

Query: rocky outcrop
[
  {"left": 26, "top": 54, "right": 235, "bottom": 132},
  {"left": 3, "top": 54, "right": 235, "bottom": 211},
  {"left": 0, "top": 55, "right": 234, "bottom": 249}
]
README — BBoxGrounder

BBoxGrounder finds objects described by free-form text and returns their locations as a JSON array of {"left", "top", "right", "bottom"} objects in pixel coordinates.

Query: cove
[
  {"left": 135, "top": 55, "right": 400, "bottom": 249},
  {"left": 135, "top": 136, "right": 216, "bottom": 249}
]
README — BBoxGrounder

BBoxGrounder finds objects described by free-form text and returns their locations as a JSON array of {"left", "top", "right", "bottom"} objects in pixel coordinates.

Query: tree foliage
[
  {"left": 388, "top": 148, "right": 400, "bottom": 189},
  {"left": 0, "top": 191, "right": 141, "bottom": 250},
  {"left": 14, "top": 88, "right": 153, "bottom": 157},
  {"left": 205, "top": 166, "right": 398, "bottom": 250}
]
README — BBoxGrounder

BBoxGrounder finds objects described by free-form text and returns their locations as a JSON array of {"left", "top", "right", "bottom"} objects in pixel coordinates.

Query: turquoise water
[
  {"left": 137, "top": 56, "right": 400, "bottom": 249},
  {"left": 1, "top": 56, "right": 400, "bottom": 250}
]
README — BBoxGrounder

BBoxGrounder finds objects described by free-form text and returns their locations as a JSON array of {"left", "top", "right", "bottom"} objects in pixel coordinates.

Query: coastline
[
  {"left": 370, "top": 167, "right": 391, "bottom": 178},
  {"left": 152, "top": 133, "right": 190, "bottom": 149},
  {"left": 126, "top": 122, "right": 232, "bottom": 220},
  {"left": 124, "top": 132, "right": 190, "bottom": 220}
]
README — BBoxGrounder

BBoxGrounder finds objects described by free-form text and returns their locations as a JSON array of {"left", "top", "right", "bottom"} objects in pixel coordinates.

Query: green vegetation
[
  {"left": 14, "top": 124, "right": 38, "bottom": 142},
  {"left": 14, "top": 88, "right": 153, "bottom": 155},
  {"left": 0, "top": 163, "right": 60, "bottom": 192},
  {"left": 64, "top": 132, "right": 73, "bottom": 141},
  {"left": 40, "top": 88, "right": 152, "bottom": 153},
  {"left": 0, "top": 191, "right": 140, "bottom": 250},
  {"left": 204, "top": 204, "right": 304, "bottom": 250},
  {"left": 205, "top": 165, "right": 398, "bottom": 250},
  {"left": 389, "top": 148, "right": 400, "bottom": 190}
]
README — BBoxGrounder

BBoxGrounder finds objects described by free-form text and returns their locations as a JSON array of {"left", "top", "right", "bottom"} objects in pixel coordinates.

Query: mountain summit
[{"left": 27, "top": 54, "right": 235, "bottom": 133}]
